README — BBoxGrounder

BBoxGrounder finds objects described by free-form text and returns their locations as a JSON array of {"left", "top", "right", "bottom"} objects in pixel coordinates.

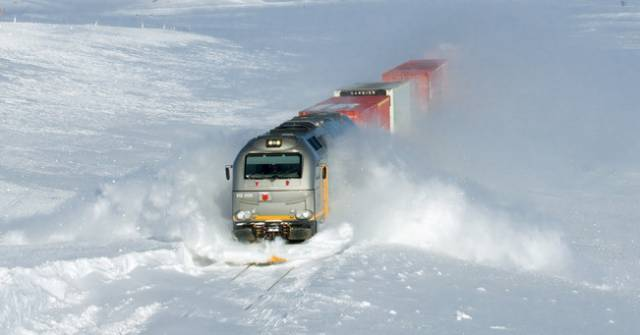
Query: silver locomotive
[{"left": 225, "top": 112, "right": 354, "bottom": 242}]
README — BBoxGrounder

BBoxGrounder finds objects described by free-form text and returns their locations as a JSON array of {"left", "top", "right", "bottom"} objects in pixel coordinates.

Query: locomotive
[
  {"left": 225, "top": 59, "right": 446, "bottom": 242},
  {"left": 226, "top": 113, "right": 353, "bottom": 242}
]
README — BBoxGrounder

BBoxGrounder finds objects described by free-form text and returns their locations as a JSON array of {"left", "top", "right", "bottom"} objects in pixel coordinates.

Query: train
[{"left": 225, "top": 59, "right": 446, "bottom": 242}]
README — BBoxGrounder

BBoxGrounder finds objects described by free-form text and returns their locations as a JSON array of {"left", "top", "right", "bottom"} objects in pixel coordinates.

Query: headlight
[
  {"left": 234, "top": 210, "right": 252, "bottom": 221},
  {"left": 295, "top": 209, "right": 314, "bottom": 220}
]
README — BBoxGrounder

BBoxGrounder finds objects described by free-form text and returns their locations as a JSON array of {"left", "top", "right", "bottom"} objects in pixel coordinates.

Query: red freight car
[
  {"left": 299, "top": 95, "right": 391, "bottom": 130},
  {"left": 382, "top": 59, "right": 446, "bottom": 113},
  {"left": 300, "top": 81, "right": 412, "bottom": 133},
  {"left": 300, "top": 58, "right": 446, "bottom": 133}
]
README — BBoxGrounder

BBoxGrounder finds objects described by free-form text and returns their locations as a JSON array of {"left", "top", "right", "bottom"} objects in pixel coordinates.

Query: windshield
[{"left": 245, "top": 153, "right": 302, "bottom": 179}]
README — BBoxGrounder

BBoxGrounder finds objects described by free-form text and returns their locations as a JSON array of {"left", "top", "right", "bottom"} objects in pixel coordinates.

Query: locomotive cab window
[{"left": 245, "top": 153, "right": 302, "bottom": 179}]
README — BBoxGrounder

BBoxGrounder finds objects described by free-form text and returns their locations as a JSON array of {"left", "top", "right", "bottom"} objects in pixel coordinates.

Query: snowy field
[{"left": 1, "top": 0, "right": 640, "bottom": 333}]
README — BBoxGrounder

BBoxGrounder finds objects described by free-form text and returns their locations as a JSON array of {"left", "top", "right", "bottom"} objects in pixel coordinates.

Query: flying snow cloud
[
  {"left": 0, "top": 131, "right": 245, "bottom": 249},
  {"left": 328, "top": 130, "right": 571, "bottom": 274}
]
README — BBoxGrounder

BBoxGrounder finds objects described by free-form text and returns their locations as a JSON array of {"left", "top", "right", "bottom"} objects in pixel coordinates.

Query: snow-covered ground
[{"left": 1, "top": 0, "right": 640, "bottom": 333}]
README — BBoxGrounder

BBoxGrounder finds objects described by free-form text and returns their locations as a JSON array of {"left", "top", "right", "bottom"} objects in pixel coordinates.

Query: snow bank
[{"left": 0, "top": 248, "right": 178, "bottom": 332}]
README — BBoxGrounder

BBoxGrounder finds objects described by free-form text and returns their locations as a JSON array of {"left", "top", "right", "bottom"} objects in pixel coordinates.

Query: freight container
[
  {"left": 333, "top": 81, "right": 412, "bottom": 133},
  {"left": 382, "top": 59, "right": 446, "bottom": 113},
  {"left": 299, "top": 95, "right": 391, "bottom": 130}
]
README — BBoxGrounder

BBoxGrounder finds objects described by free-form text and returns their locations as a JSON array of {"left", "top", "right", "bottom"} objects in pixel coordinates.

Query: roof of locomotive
[
  {"left": 267, "top": 112, "right": 353, "bottom": 137},
  {"left": 234, "top": 112, "right": 352, "bottom": 158}
]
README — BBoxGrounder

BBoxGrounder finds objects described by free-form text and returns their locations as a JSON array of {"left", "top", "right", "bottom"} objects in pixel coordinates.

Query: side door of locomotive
[{"left": 316, "top": 163, "right": 329, "bottom": 221}]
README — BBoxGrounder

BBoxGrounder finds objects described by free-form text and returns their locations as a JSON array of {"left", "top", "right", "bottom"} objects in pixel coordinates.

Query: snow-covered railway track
[{"left": 243, "top": 267, "right": 296, "bottom": 311}]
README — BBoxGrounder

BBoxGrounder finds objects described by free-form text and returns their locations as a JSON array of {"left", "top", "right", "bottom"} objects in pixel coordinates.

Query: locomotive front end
[{"left": 228, "top": 134, "right": 323, "bottom": 242}]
